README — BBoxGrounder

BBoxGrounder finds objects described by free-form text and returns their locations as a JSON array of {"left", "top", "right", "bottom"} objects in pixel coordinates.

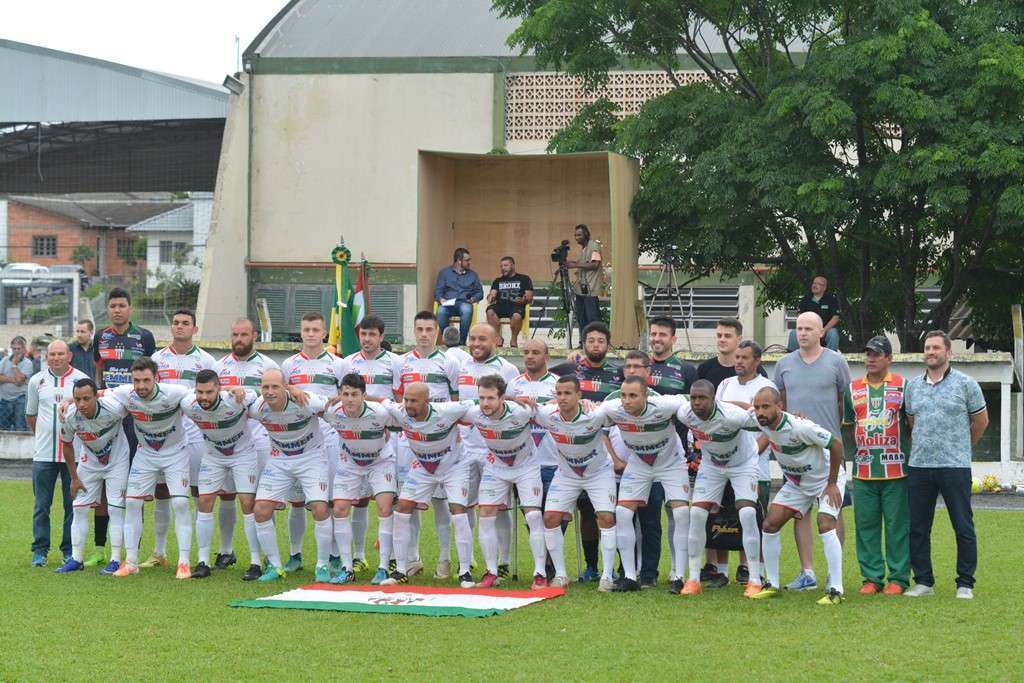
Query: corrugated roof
[
  {"left": 0, "top": 39, "right": 228, "bottom": 123},
  {"left": 8, "top": 193, "right": 187, "bottom": 228},
  {"left": 126, "top": 203, "right": 194, "bottom": 233}
]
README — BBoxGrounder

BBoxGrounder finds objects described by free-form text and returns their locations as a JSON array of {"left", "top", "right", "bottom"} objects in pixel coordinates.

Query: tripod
[
  {"left": 644, "top": 260, "right": 693, "bottom": 350},
  {"left": 532, "top": 260, "right": 578, "bottom": 349}
]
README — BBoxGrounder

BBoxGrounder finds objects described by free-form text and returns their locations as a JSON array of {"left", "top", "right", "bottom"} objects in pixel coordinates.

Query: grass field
[{"left": 4, "top": 479, "right": 1022, "bottom": 681}]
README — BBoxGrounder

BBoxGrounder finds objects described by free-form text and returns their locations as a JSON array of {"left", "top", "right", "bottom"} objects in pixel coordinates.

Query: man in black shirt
[
  {"left": 485, "top": 256, "right": 534, "bottom": 348},
  {"left": 550, "top": 321, "right": 621, "bottom": 581},
  {"left": 788, "top": 275, "right": 841, "bottom": 351},
  {"left": 697, "top": 317, "right": 768, "bottom": 385},
  {"left": 68, "top": 320, "right": 96, "bottom": 380}
]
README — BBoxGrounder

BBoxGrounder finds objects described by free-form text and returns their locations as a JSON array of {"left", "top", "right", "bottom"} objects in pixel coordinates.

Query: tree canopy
[{"left": 495, "top": 0, "right": 1024, "bottom": 350}]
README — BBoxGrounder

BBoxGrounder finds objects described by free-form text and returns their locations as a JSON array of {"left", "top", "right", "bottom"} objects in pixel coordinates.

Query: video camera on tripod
[{"left": 550, "top": 240, "right": 571, "bottom": 264}]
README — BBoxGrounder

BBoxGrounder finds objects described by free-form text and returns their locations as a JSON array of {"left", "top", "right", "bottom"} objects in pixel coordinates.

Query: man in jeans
[
  {"left": 904, "top": 330, "right": 988, "bottom": 600},
  {"left": 434, "top": 247, "right": 483, "bottom": 345},
  {"left": 0, "top": 336, "right": 34, "bottom": 430}
]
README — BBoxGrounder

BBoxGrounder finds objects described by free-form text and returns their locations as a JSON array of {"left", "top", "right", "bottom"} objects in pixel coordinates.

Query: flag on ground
[{"left": 230, "top": 583, "right": 565, "bottom": 618}]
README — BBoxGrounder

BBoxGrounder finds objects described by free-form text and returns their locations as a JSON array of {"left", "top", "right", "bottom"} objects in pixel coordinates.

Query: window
[
  {"left": 159, "top": 241, "right": 190, "bottom": 264},
  {"left": 31, "top": 236, "right": 57, "bottom": 257},
  {"left": 116, "top": 238, "right": 135, "bottom": 260}
]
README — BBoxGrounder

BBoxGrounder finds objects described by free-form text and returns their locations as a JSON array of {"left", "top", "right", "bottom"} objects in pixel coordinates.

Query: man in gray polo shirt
[
  {"left": 903, "top": 330, "right": 988, "bottom": 600},
  {"left": 774, "top": 311, "right": 851, "bottom": 591}
]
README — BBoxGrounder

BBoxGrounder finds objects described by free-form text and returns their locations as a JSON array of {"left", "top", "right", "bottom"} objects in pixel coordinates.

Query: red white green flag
[{"left": 230, "top": 583, "right": 565, "bottom": 618}]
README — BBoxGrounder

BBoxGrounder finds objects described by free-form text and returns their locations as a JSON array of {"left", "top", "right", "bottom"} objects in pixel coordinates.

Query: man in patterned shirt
[{"left": 842, "top": 336, "right": 910, "bottom": 596}]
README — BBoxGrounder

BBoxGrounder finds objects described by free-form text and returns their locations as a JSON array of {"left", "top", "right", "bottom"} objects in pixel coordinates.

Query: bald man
[
  {"left": 248, "top": 368, "right": 332, "bottom": 582},
  {"left": 788, "top": 276, "right": 841, "bottom": 351},
  {"left": 27, "top": 340, "right": 90, "bottom": 568}
]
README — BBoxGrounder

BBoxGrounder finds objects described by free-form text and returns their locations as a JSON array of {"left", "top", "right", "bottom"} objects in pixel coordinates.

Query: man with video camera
[{"left": 559, "top": 224, "right": 604, "bottom": 343}]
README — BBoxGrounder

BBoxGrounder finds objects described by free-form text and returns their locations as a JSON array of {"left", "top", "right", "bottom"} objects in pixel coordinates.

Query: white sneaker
[
  {"left": 904, "top": 584, "right": 935, "bottom": 597},
  {"left": 433, "top": 559, "right": 450, "bottom": 579},
  {"left": 550, "top": 575, "right": 570, "bottom": 589},
  {"left": 956, "top": 587, "right": 974, "bottom": 600},
  {"left": 406, "top": 559, "right": 424, "bottom": 577},
  {"left": 597, "top": 576, "right": 615, "bottom": 592}
]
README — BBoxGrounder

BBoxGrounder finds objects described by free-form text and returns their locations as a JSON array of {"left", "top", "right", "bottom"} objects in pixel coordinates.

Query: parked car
[
  {"left": 48, "top": 264, "right": 90, "bottom": 291},
  {"left": 1, "top": 262, "right": 51, "bottom": 296}
]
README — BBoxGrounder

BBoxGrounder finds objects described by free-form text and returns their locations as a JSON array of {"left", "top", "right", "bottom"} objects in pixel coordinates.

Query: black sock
[
  {"left": 583, "top": 539, "right": 598, "bottom": 569},
  {"left": 94, "top": 514, "right": 109, "bottom": 547}
]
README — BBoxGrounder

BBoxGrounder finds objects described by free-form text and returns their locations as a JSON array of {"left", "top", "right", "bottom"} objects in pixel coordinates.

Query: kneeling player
[
  {"left": 466, "top": 375, "right": 547, "bottom": 589},
  {"left": 323, "top": 373, "right": 399, "bottom": 585},
  {"left": 55, "top": 379, "right": 129, "bottom": 575},
  {"left": 675, "top": 380, "right": 763, "bottom": 597},
  {"left": 180, "top": 370, "right": 262, "bottom": 580},
  {"left": 748, "top": 387, "right": 847, "bottom": 605},
  {"left": 533, "top": 376, "right": 618, "bottom": 591}
]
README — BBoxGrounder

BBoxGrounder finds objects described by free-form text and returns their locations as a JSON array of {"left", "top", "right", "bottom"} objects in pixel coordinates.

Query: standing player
[
  {"left": 322, "top": 373, "right": 399, "bottom": 585},
  {"left": 589, "top": 377, "right": 691, "bottom": 592},
  {"left": 55, "top": 379, "right": 129, "bottom": 575},
  {"left": 151, "top": 308, "right": 239, "bottom": 571},
  {"left": 345, "top": 315, "right": 400, "bottom": 572},
  {"left": 109, "top": 358, "right": 192, "bottom": 578},
  {"left": 380, "top": 383, "right": 475, "bottom": 587},
  {"left": 391, "top": 311, "right": 460, "bottom": 577},
  {"left": 248, "top": 369, "right": 333, "bottom": 583},
  {"left": 455, "top": 323, "right": 519, "bottom": 580},
  {"left": 534, "top": 376, "right": 618, "bottom": 591},
  {"left": 465, "top": 375, "right": 547, "bottom": 588},
  {"left": 179, "top": 370, "right": 262, "bottom": 580},
  {"left": 675, "top": 380, "right": 764, "bottom": 598},
  {"left": 93, "top": 288, "right": 156, "bottom": 565},
  {"left": 748, "top": 386, "right": 847, "bottom": 605},
  {"left": 281, "top": 312, "right": 348, "bottom": 574}
]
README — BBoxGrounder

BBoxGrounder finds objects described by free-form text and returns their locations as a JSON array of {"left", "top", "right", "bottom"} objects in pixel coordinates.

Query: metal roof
[
  {"left": 0, "top": 39, "right": 228, "bottom": 123},
  {"left": 7, "top": 193, "right": 187, "bottom": 228},
  {"left": 125, "top": 203, "right": 193, "bottom": 233}
]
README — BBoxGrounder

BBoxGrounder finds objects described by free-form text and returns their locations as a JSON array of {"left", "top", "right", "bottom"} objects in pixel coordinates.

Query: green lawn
[{"left": 4, "top": 479, "right": 1021, "bottom": 681}]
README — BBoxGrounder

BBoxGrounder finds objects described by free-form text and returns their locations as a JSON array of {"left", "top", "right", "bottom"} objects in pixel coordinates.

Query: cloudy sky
[{"left": 3, "top": 0, "right": 288, "bottom": 84}]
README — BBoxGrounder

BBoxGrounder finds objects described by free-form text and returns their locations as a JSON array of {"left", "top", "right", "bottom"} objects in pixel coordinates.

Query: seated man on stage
[
  {"left": 485, "top": 256, "right": 534, "bottom": 348},
  {"left": 434, "top": 247, "right": 483, "bottom": 345}
]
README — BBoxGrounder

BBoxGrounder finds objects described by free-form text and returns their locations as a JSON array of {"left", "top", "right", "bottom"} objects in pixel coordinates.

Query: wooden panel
[
  {"left": 416, "top": 153, "right": 455, "bottom": 311},
  {"left": 607, "top": 152, "right": 641, "bottom": 347}
]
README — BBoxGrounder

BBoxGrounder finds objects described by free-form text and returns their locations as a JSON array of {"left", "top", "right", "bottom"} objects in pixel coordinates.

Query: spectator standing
[
  {"left": 774, "top": 311, "right": 851, "bottom": 591},
  {"left": 788, "top": 275, "right": 842, "bottom": 351},
  {"left": 566, "top": 224, "right": 605, "bottom": 342},
  {"left": 69, "top": 320, "right": 96, "bottom": 379},
  {"left": 26, "top": 340, "right": 90, "bottom": 566},
  {"left": 434, "top": 248, "right": 483, "bottom": 345},
  {"left": 0, "top": 336, "right": 34, "bottom": 430},
  {"left": 903, "top": 330, "right": 988, "bottom": 600}
]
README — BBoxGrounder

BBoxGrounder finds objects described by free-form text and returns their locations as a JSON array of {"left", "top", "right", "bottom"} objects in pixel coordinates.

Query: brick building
[{"left": 0, "top": 194, "right": 187, "bottom": 279}]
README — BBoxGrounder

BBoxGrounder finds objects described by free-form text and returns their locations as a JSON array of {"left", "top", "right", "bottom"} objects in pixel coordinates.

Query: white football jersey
[
  {"left": 676, "top": 400, "right": 760, "bottom": 468},
  {"left": 60, "top": 396, "right": 128, "bottom": 464},
  {"left": 152, "top": 344, "right": 217, "bottom": 387},
  {"left": 756, "top": 412, "right": 836, "bottom": 488},
  {"left": 533, "top": 404, "right": 611, "bottom": 477},
  {"left": 281, "top": 350, "right": 349, "bottom": 398},
  {"left": 593, "top": 395, "right": 689, "bottom": 466},
  {"left": 456, "top": 354, "right": 520, "bottom": 455},
  {"left": 391, "top": 349, "right": 460, "bottom": 402},
  {"left": 507, "top": 371, "right": 559, "bottom": 468},
  {"left": 179, "top": 390, "right": 256, "bottom": 456},
  {"left": 247, "top": 393, "right": 328, "bottom": 459},
  {"left": 214, "top": 351, "right": 280, "bottom": 390},
  {"left": 322, "top": 400, "right": 398, "bottom": 467},
  {"left": 465, "top": 401, "right": 536, "bottom": 468},
  {"left": 109, "top": 383, "right": 190, "bottom": 455},
  {"left": 381, "top": 400, "right": 472, "bottom": 474},
  {"left": 345, "top": 348, "right": 400, "bottom": 400}
]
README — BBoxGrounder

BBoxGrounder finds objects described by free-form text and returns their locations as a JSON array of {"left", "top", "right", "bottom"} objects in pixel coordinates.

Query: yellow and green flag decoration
[{"left": 328, "top": 241, "right": 370, "bottom": 357}]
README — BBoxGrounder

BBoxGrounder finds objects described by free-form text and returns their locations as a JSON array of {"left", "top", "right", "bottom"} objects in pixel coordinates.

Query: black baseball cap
[{"left": 863, "top": 335, "right": 892, "bottom": 355}]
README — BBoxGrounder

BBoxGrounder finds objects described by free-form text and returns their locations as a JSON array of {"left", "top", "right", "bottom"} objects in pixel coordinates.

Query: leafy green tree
[{"left": 496, "top": 0, "right": 1024, "bottom": 350}]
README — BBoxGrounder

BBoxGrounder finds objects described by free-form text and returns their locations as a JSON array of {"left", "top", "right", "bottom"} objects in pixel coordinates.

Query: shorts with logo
[
  {"left": 693, "top": 457, "right": 759, "bottom": 505},
  {"left": 127, "top": 447, "right": 191, "bottom": 499},
  {"left": 257, "top": 449, "right": 330, "bottom": 508},
  {"left": 479, "top": 456, "right": 543, "bottom": 508},
  {"left": 399, "top": 457, "right": 471, "bottom": 508},
  {"left": 290, "top": 421, "right": 337, "bottom": 502},
  {"left": 771, "top": 467, "right": 848, "bottom": 519},
  {"left": 545, "top": 462, "right": 617, "bottom": 514},
  {"left": 334, "top": 441, "right": 398, "bottom": 500},
  {"left": 198, "top": 444, "right": 259, "bottom": 496},
  {"left": 617, "top": 453, "right": 690, "bottom": 505},
  {"left": 74, "top": 446, "right": 130, "bottom": 509}
]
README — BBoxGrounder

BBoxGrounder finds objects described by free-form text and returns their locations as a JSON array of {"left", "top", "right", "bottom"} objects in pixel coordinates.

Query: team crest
[{"left": 182, "top": 477, "right": 189, "bottom": 489}]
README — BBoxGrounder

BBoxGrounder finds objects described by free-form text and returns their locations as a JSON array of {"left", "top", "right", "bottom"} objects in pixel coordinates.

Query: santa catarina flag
[{"left": 230, "top": 584, "right": 565, "bottom": 618}]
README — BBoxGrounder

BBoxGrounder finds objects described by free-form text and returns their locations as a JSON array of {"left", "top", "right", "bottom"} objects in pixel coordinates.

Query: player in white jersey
[
  {"left": 249, "top": 369, "right": 333, "bottom": 583},
  {"left": 674, "top": 379, "right": 764, "bottom": 597},
  {"left": 106, "top": 358, "right": 193, "bottom": 578},
  {"left": 149, "top": 308, "right": 241, "bottom": 572},
  {"left": 588, "top": 377, "right": 691, "bottom": 592},
  {"left": 456, "top": 323, "right": 519, "bottom": 579},
  {"left": 748, "top": 386, "right": 847, "bottom": 605},
  {"left": 322, "top": 373, "right": 400, "bottom": 585},
  {"left": 379, "top": 382, "right": 476, "bottom": 587},
  {"left": 345, "top": 315, "right": 400, "bottom": 573},
  {"left": 179, "top": 369, "right": 262, "bottom": 580},
  {"left": 390, "top": 311, "right": 460, "bottom": 578},
  {"left": 533, "top": 375, "right": 618, "bottom": 591},
  {"left": 55, "top": 379, "right": 129, "bottom": 575},
  {"left": 465, "top": 374, "right": 548, "bottom": 589},
  {"left": 280, "top": 311, "right": 349, "bottom": 574}
]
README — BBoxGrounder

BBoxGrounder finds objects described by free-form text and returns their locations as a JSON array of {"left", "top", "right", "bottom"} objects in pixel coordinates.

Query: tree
[
  {"left": 70, "top": 244, "right": 95, "bottom": 268},
  {"left": 495, "top": 0, "right": 1024, "bottom": 350}
]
